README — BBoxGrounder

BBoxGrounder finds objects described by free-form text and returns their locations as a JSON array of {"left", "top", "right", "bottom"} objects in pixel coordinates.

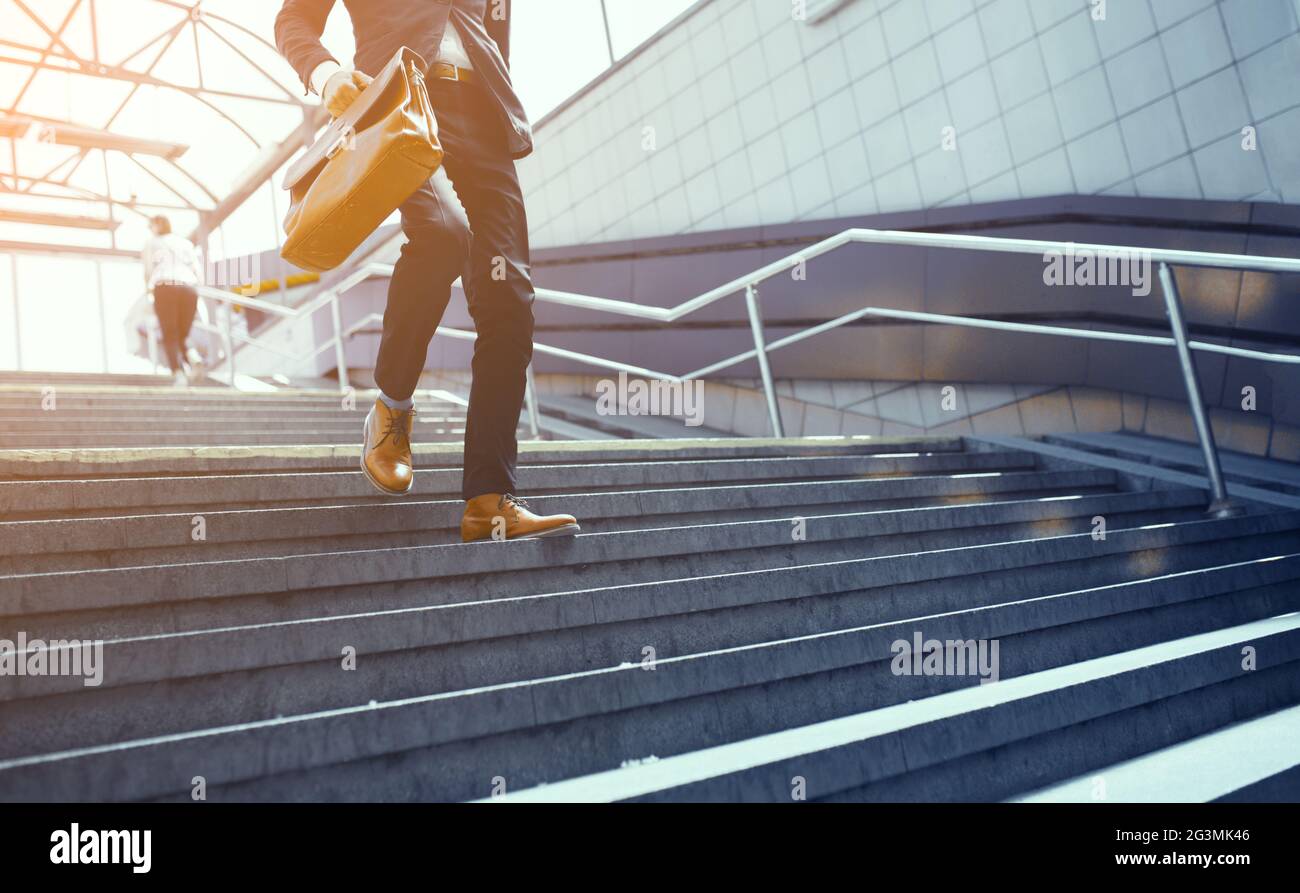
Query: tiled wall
[{"left": 517, "top": 0, "right": 1300, "bottom": 249}]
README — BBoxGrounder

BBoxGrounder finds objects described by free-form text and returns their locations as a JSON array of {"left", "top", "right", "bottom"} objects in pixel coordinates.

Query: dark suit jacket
[{"left": 275, "top": 0, "right": 532, "bottom": 158}]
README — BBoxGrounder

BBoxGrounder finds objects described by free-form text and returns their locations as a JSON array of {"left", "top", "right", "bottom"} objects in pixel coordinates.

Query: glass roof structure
[{"left": 0, "top": 0, "right": 697, "bottom": 258}]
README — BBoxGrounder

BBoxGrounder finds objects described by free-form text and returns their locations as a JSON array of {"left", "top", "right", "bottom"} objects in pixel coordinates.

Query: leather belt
[{"left": 428, "top": 61, "right": 477, "bottom": 85}]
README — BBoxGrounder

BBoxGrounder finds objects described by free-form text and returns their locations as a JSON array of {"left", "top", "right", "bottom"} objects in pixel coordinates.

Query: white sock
[{"left": 378, "top": 392, "right": 414, "bottom": 411}]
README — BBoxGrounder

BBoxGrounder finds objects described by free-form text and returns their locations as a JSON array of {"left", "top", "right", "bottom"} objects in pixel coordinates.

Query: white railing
[
  {"left": 206, "top": 227, "right": 1300, "bottom": 515},
  {"left": 161, "top": 261, "right": 394, "bottom": 390}
]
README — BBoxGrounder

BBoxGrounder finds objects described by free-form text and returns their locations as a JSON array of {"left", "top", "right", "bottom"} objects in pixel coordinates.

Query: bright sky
[{"left": 0, "top": 0, "right": 697, "bottom": 372}]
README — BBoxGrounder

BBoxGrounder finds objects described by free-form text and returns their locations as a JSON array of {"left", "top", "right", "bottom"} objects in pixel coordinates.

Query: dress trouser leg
[
  {"left": 370, "top": 81, "right": 536, "bottom": 502},
  {"left": 446, "top": 146, "right": 535, "bottom": 501},
  {"left": 372, "top": 165, "right": 471, "bottom": 404}
]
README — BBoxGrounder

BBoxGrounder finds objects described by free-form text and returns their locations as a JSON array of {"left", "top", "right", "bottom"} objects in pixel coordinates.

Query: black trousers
[
  {"left": 153, "top": 283, "right": 198, "bottom": 374},
  {"left": 373, "top": 78, "right": 534, "bottom": 501}
]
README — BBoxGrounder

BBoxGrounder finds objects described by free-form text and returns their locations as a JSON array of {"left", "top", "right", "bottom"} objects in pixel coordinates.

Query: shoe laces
[
  {"left": 378, "top": 409, "right": 413, "bottom": 450},
  {"left": 498, "top": 493, "right": 529, "bottom": 517}
]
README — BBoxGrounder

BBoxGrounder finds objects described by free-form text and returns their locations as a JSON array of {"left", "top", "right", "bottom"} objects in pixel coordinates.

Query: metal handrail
[
  {"left": 227, "top": 226, "right": 1300, "bottom": 513},
  {"left": 145, "top": 281, "right": 355, "bottom": 391},
  {"left": 523, "top": 228, "right": 1300, "bottom": 322}
]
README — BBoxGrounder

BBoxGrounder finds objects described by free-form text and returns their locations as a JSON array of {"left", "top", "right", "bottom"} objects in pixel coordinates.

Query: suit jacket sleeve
[
  {"left": 485, "top": 0, "right": 512, "bottom": 68},
  {"left": 275, "top": 0, "right": 340, "bottom": 94}
]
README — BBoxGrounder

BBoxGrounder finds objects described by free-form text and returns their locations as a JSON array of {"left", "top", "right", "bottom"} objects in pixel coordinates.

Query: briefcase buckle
[{"left": 324, "top": 132, "right": 350, "bottom": 159}]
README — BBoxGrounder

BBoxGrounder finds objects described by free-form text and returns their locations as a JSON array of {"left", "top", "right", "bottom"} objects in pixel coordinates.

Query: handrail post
[
  {"left": 222, "top": 302, "right": 237, "bottom": 387},
  {"left": 329, "top": 291, "right": 350, "bottom": 394},
  {"left": 95, "top": 262, "right": 110, "bottom": 373},
  {"left": 147, "top": 321, "right": 159, "bottom": 374},
  {"left": 1157, "top": 263, "right": 1238, "bottom": 517},
  {"left": 744, "top": 283, "right": 784, "bottom": 438},
  {"left": 11, "top": 257, "right": 22, "bottom": 371},
  {"left": 524, "top": 362, "right": 542, "bottom": 440}
]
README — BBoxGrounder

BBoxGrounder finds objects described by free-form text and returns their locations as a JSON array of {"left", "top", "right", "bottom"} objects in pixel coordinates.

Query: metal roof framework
[{"left": 0, "top": 0, "right": 324, "bottom": 254}]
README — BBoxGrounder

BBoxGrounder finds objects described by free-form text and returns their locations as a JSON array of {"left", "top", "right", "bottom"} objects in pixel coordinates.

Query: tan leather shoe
[
  {"left": 461, "top": 493, "right": 580, "bottom": 542},
  {"left": 361, "top": 397, "right": 415, "bottom": 496}
]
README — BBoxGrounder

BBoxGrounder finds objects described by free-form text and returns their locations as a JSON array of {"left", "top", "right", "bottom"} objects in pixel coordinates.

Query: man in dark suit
[{"left": 275, "top": 0, "right": 579, "bottom": 542}]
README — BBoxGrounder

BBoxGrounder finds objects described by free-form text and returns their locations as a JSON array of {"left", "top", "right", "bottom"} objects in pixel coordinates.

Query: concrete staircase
[
  {"left": 0, "top": 370, "right": 194, "bottom": 389},
  {"left": 533, "top": 392, "right": 732, "bottom": 440},
  {"left": 0, "top": 387, "right": 1298, "bottom": 802},
  {"left": 0, "top": 384, "right": 485, "bottom": 449}
]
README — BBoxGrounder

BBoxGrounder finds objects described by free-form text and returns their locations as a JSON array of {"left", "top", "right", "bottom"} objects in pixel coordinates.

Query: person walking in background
[
  {"left": 141, "top": 215, "right": 203, "bottom": 388},
  {"left": 274, "top": 0, "right": 579, "bottom": 542}
]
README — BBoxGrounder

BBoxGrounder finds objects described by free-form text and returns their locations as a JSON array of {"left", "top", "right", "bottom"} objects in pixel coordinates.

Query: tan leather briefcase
[{"left": 280, "top": 47, "right": 443, "bottom": 273}]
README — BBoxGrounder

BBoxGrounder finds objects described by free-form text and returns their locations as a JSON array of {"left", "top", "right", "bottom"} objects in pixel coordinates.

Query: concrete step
[
  {"left": 17, "top": 503, "right": 1291, "bottom": 677},
  {"left": 1045, "top": 432, "right": 1300, "bottom": 496},
  {"left": 7, "top": 496, "right": 1289, "bottom": 621},
  {"left": 487, "top": 615, "right": 1300, "bottom": 803},
  {"left": 0, "top": 387, "right": 368, "bottom": 404},
  {"left": 26, "top": 514, "right": 1293, "bottom": 646},
  {"left": 0, "top": 407, "right": 424, "bottom": 424},
  {"left": 536, "top": 393, "right": 731, "bottom": 439},
  {"left": 2, "top": 566, "right": 1296, "bottom": 801},
  {"left": 0, "top": 436, "right": 964, "bottom": 480},
  {"left": 0, "top": 371, "right": 180, "bottom": 388},
  {"left": 0, "top": 489, "right": 1209, "bottom": 619},
  {"left": 0, "top": 392, "right": 463, "bottom": 415},
  {"left": 0, "top": 468, "right": 1118, "bottom": 567},
  {"left": 0, "top": 430, "right": 479, "bottom": 448},
  {"left": 1, "top": 412, "right": 1296, "bottom": 803},
  {"left": 530, "top": 412, "right": 622, "bottom": 442},
  {"left": 1, "top": 499, "right": 1292, "bottom": 636},
  {"left": 0, "top": 448, "right": 1035, "bottom": 518},
  {"left": 1010, "top": 702, "right": 1300, "bottom": 803},
  {"left": 0, "top": 390, "right": 480, "bottom": 449},
  {"left": 3, "top": 526, "right": 1294, "bottom": 737},
  {"left": 980, "top": 434, "right": 1300, "bottom": 512},
  {"left": 0, "top": 416, "right": 473, "bottom": 434}
]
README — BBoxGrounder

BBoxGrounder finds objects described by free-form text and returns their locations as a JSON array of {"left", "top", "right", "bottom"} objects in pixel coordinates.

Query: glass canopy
[
  {"left": 0, "top": 0, "right": 696, "bottom": 372},
  {"left": 0, "top": 0, "right": 698, "bottom": 256}
]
